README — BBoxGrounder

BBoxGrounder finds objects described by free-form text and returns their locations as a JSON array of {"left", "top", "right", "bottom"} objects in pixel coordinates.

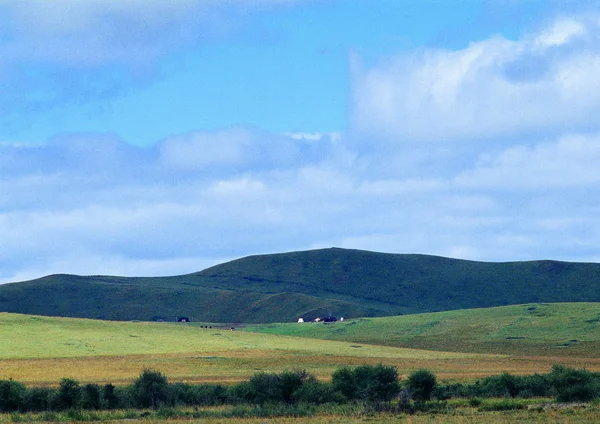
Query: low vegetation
[{"left": 2, "top": 365, "right": 599, "bottom": 421}]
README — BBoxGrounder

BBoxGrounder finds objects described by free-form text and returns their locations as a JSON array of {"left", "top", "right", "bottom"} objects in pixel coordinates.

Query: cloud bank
[{"left": 2, "top": 14, "right": 600, "bottom": 283}]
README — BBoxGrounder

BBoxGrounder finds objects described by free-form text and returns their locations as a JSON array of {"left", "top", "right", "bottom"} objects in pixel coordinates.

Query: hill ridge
[{"left": 1, "top": 248, "right": 599, "bottom": 322}]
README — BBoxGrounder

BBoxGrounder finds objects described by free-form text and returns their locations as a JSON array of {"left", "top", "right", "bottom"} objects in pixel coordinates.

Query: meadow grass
[
  {"left": 1, "top": 312, "right": 496, "bottom": 385},
  {"left": 242, "top": 302, "right": 600, "bottom": 357},
  {"left": 3, "top": 308, "right": 600, "bottom": 386},
  {"left": 2, "top": 403, "right": 600, "bottom": 423}
]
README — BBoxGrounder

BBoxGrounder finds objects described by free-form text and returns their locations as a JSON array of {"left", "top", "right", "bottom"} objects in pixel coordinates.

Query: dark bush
[
  {"left": 331, "top": 367, "right": 357, "bottom": 400},
  {"left": 333, "top": 364, "right": 400, "bottom": 406},
  {"left": 56, "top": 378, "right": 81, "bottom": 410},
  {"left": 279, "top": 370, "right": 308, "bottom": 403},
  {"left": 433, "top": 382, "right": 468, "bottom": 400},
  {"left": 81, "top": 384, "right": 101, "bottom": 410},
  {"left": 25, "top": 387, "right": 55, "bottom": 412},
  {"left": 243, "top": 373, "right": 283, "bottom": 404},
  {"left": 102, "top": 384, "right": 120, "bottom": 409},
  {"left": 518, "top": 373, "right": 552, "bottom": 398},
  {"left": 132, "top": 369, "right": 170, "bottom": 409},
  {"left": 356, "top": 364, "right": 401, "bottom": 405},
  {"left": 549, "top": 365, "right": 599, "bottom": 402},
  {"left": 407, "top": 369, "right": 437, "bottom": 401},
  {"left": 0, "top": 379, "right": 27, "bottom": 412},
  {"left": 293, "top": 377, "right": 339, "bottom": 404}
]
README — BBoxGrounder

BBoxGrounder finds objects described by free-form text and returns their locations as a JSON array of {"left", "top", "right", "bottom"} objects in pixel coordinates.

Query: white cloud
[
  {"left": 2, "top": 125, "right": 600, "bottom": 283},
  {"left": 351, "top": 15, "right": 600, "bottom": 143},
  {"left": 534, "top": 18, "right": 587, "bottom": 47},
  {"left": 455, "top": 133, "right": 600, "bottom": 188}
]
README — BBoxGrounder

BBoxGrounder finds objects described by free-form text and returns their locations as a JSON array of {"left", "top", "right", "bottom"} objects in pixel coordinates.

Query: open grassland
[
  {"left": 3, "top": 312, "right": 600, "bottom": 387},
  {"left": 0, "top": 312, "right": 497, "bottom": 386},
  {"left": 243, "top": 303, "right": 600, "bottom": 357}
]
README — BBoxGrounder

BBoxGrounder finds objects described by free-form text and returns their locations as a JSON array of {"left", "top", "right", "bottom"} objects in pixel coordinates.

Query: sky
[{"left": 2, "top": 0, "right": 600, "bottom": 283}]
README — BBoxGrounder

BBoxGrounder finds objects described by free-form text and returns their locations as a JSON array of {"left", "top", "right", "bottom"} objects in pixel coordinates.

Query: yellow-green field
[{"left": 2, "top": 306, "right": 600, "bottom": 387}]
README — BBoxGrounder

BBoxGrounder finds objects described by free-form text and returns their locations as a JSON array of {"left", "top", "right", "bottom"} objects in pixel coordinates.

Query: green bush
[
  {"left": 0, "top": 379, "right": 27, "bottom": 412},
  {"left": 56, "top": 378, "right": 81, "bottom": 410},
  {"left": 102, "top": 384, "right": 120, "bottom": 409},
  {"left": 332, "top": 364, "right": 400, "bottom": 406},
  {"left": 549, "top": 365, "right": 600, "bottom": 402},
  {"left": 132, "top": 369, "right": 170, "bottom": 409},
  {"left": 80, "top": 384, "right": 101, "bottom": 410},
  {"left": 236, "top": 370, "right": 311, "bottom": 405},
  {"left": 407, "top": 369, "right": 437, "bottom": 401},
  {"left": 293, "top": 377, "right": 339, "bottom": 404},
  {"left": 331, "top": 367, "right": 357, "bottom": 400},
  {"left": 25, "top": 387, "right": 55, "bottom": 412}
]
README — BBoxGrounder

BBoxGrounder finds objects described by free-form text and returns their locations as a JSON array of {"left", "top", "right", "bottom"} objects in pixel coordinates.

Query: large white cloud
[
  {"left": 351, "top": 15, "right": 600, "bottom": 143},
  {"left": 3, "top": 14, "right": 600, "bottom": 284}
]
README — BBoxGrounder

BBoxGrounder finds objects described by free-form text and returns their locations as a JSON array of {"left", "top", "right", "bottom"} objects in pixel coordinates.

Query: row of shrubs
[
  {"left": 435, "top": 365, "right": 600, "bottom": 402},
  {"left": 1, "top": 364, "right": 598, "bottom": 413}
]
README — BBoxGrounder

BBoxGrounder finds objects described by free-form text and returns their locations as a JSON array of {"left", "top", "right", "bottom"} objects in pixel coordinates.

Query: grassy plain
[
  {"left": 0, "top": 312, "right": 496, "bottom": 385},
  {"left": 243, "top": 303, "right": 600, "bottom": 357},
  {"left": 3, "top": 304, "right": 600, "bottom": 387}
]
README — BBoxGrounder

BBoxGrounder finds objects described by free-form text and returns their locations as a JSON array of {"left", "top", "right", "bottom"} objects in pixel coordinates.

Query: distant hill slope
[
  {"left": 1, "top": 248, "right": 600, "bottom": 322},
  {"left": 243, "top": 302, "right": 600, "bottom": 357}
]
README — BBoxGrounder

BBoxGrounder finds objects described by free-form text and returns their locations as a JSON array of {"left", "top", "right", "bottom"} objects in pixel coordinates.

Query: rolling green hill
[
  {"left": 243, "top": 302, "right": 600, "bottom": 357},
  {"left": 1, "top": 248, "right": 600, "bottom": 322}
]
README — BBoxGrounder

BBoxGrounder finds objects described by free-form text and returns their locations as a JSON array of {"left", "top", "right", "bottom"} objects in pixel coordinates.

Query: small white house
[
  {"left": 297, "top": 318, "right": 304, "bottom": 323},
  {"left": 340, "top": 317, "right": 344, "bottom": 322},
  {"left": 314, "top": 317, "right": 321, "bottom": 322}
]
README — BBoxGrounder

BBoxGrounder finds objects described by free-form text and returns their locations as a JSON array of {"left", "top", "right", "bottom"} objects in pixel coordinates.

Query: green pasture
[
  {"left": 0, "top": 313, "right": 475, "bottom": 360},
  {"left": 1, "top": 312, "right": 500, "bottom": 385},
  {"left": 242, "top": 303, "right": 600, "bottom": 356}
]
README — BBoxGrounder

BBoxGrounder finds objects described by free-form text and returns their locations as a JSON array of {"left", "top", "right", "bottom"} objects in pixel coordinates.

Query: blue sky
[{"left": 2, "top": 0, "right": 600, "bottom": 283}]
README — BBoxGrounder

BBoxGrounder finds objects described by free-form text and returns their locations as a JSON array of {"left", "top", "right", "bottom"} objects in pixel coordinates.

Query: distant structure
[
  {"left": 340, "top": 317, "right": 344, "bottom": 322},
  {"left": 297, "top": 318, "right": 304, "bottom": 323},
  {"left": 177, "top": 316, "right": 190, "bottom": 323},
  {"left": 323, "top": 316, "right": 337, "bottom": 323},
  {"left": 314, "top": 317, "right": 321, "bottom": 322}
]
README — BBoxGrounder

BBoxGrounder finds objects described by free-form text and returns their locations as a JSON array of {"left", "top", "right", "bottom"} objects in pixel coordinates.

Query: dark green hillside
[{"left": 1, "top": 248, "right": 599, "bottom": 322}]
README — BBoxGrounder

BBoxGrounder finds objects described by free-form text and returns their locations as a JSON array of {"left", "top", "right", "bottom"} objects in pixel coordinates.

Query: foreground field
[
  {"left": 2, "top": 403, "right": 600, "bottom": 424},
  {"left": 243, "top": 302, "right": 600, "bottom": 357}
]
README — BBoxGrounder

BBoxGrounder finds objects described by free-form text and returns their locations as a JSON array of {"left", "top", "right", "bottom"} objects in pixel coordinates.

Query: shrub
[
  {"left": 25, "top": 387, "right": 55, "bottom": 412},
  {"left": 243, "top": 373, "right": 283, "bottom": 404},
  {"left": 549, "top": 365, "right": 600, "bottom": 402},
  {"left": 331, "top": 367, "right": 357, "bottom": 400},
  {"left": 102, "top": 384, "right": 120, "bottom": 409},
  {"left": 293, "top": 377, "right": 339, "bottom": 404},
  {"left": 279, "top": 370, "right": 309, "bottom": 403},
  {"left": 132, "top": 369, "right": 170, "bottom": 409},
  {"left": 333, "top": 364, "right": 400, "bottom": 406},
  {"left": 56, "top": 378, "right": 81, "bottom": 410},
  {"left": 407, "top": 369, "right": 437, "bottom": 401},
  {"left": 0, "top": 379, "right": 26, "bottom": 412},
  {"left": 237, "top": 370, "right": 311, "bottom": 405},
  {"left": 81, "top": 384, "right": 101, "bottom": 410}
]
